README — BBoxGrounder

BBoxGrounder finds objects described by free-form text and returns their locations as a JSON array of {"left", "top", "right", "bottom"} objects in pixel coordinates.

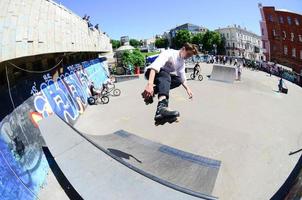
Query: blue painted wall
[{"left": 0, "top": 58, "right": 109, "bottom": 199}]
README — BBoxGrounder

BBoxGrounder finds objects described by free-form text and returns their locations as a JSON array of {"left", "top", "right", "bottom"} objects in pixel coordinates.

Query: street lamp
[{"left": 213, "top": 44, "right": 217, "bottom": 55}]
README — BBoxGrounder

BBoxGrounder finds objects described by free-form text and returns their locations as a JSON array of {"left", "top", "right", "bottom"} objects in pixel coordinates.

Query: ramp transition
[{"left": 39, "top": 115, "right": 220, "bottom": 200}]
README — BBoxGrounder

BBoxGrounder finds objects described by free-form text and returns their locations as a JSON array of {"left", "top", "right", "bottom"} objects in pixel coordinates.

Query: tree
[
  {"left": 173, "top": 30, "right": 192, "bottom": 49},
  {"left": 121, "top": 50, "right": 133, "bottom": 66},
  {"left": 131, "top": 49, "right": 145, "bottom": 67},
  {"left": 191, "top": 33, "right": 204, "bottom": 46},
  {"left": 130, "top": 39, "right": 141, "bottom": 48},
  {"left": 155, "top": 38, "right": 169, "bottom": 48},
  {"left": 111, "top": 39, "right": 121, "bottom": 49},
  {"left": 200, "top": 31, "right": 225, "bottom": 54},
  {"left": 121, "top": 49, "right": 145, "bottom": 68}
]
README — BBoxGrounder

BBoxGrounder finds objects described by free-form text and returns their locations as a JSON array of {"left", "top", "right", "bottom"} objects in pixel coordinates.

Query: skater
[
  {"left": 193, "top": 62, "right": 201, "bottom": 78},
  {"left": 142, "top": 42, "right": 198, "bottom": 123}
]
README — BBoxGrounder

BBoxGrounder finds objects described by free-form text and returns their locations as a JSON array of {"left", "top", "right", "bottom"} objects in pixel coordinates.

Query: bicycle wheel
[
  {"left": 87, "top": 97, "right": 96, "bottom": 105},
  {"left": 198, "top": 75, "right": 203, "bottom": 81},
  {"left": 190, "top": 73, "right": 195, "bottom": 80},
  {"left": 113, "top": 89, "right": 121, "bottom": 96},
  {"left": 101, "top": 96, "right": 109, "bottom": 104}
]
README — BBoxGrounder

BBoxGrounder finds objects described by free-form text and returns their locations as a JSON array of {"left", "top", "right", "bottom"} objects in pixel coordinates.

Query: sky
[{"left": 55, "top": 0, "right": 302, "bottom": 40}]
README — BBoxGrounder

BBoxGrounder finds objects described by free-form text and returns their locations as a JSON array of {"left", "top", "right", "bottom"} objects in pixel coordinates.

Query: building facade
[
  {"left": 216, "top": 25, "right": 263, "bottom": 60},
  {"left": 169, "top": 23, "right": 208, "bottom": 38},
  {"left": 159, "top": 23, "right": 207, "bottom": 47},
  {"left": 259, "top": 4, "right": 302, "bottom": 73}
]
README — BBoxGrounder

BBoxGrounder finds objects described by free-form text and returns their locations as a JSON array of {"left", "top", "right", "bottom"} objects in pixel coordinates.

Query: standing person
[
  {"left": 234, "top": 58, "right": 238, "bottom": 66},
  {"left": 142, "top": 43, "right": 198, "bottom": 122},
  {"left": 269, "top": 63, "right": 273, "bottom": 76},
  {"left": 278, "top": 78, "right": 283, "bottom": 92},
  {"left": 237, "top": 64, "right": 242, "bottom": 81},
  {"left": 223, "top": 56, "right": 227, "bottom": 65},
  {"left": 229, "top": 57, "right": 233, "bottom": 65}
]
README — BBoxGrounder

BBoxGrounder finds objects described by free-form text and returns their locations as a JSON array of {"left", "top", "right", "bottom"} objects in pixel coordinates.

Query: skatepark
[
  {"left": 37, "top": 63, "right": 302, "bottom": 200},
  {"left": 1, "top": 1, "right": 302, "bottom": 199}
]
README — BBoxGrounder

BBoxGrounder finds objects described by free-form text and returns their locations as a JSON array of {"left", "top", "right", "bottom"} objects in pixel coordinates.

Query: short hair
[{"left": 183, "top": 43, "right": 199, "bottom": 55}]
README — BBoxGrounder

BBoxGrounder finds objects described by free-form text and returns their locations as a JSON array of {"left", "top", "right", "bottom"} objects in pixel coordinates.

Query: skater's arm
[
  {"left": 147, "top": 69, "right": 156, "bottom": 85},
  {"left": 144, "top": 69, "right": 156, "bottom": 97},
  {"left": 182, "top": 82, "right": 193, "bottom": 99},
  {"left": 177, "top": 67, "right": 193, "bottom": 99}
]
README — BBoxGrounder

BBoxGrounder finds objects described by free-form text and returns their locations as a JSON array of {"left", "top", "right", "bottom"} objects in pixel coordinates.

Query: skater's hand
[
  {"left": 143, "top": 83, "right": 154, "bottom": 98},
  {"left": 186, "top": 88, "right": 193, "bottom": 99}
]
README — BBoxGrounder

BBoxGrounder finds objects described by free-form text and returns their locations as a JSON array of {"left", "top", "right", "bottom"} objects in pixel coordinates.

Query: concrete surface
[
  {"left": 75, "top": 63, "right": 302, "bottom": 200},
  {"left": 39, "top": 115, "right": 210, "bottom": 200},
  {"left": 87, "top": 130, "right": 220, "bottom": 195},
  {"left": 0, "top": 0, "right": 111, "bottom": 62}
]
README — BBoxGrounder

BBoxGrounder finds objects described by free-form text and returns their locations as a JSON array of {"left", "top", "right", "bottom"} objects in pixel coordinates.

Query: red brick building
[{"left": 259, "top": 4, "right": 302, "bottom": 74}]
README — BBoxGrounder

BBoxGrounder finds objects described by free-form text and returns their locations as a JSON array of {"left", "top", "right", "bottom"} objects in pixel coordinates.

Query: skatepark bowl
[{"left": 2, "top": 63, "right": 302, "bottom": 200}]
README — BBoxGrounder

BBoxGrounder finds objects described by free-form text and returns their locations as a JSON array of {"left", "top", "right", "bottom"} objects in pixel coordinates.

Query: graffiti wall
[{"left": 0, "top": 58, "right": 109, "bottom": 199}]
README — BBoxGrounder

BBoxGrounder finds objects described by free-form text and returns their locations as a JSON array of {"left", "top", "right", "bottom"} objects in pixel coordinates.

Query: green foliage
[
  {"left": 121, "top": 50, "right": 133, "bottom": 66},
  {"left": 191, "top": 33, "right": 204, "bottom": 46},
  {"left": 111, "top": 39, "right": 121, "bottom": 49},
  {"left": 200, "top": 31, "right": 224, "bottom": 54},
  {"left": 121, "top": 49, "right": 145, "bottom": 68},
  {"left": 131, "top": 49, "right": 145, "bottom": 67},
  {"left": 130, "top": 39, "right": 141, "bottom": 48},
  {"left": 155, "top": 38, "right": 169, "bottom": 48},
  {"left": 173, "top": 30, "right": 192, "bottom": 49}
]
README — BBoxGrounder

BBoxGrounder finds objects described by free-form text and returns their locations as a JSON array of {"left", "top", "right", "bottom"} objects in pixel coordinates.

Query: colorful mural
[{"left": 0, "top": 58, "right": 109, "bottom": 199}]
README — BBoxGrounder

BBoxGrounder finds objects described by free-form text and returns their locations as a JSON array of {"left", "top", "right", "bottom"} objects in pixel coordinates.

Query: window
[
  {"left": 279, "top": 16, "right": 284, "bottom": 23},
  {"left": 227, "top": 33, "right": 229, "bottom": 38},
  {"left": 273, "top": 29, "right": 276, "bottom": 37},
  {"left": 284, "top": 46, "right": 288, "bottom": 55},
  {"left": 263, "top": 42, "right": 265, "bottom": 49},
  {"left": 299, "top": 35, "right": 302, "bottom": 42},
  {"left": 282, "top": 31, "right": 286, "bottom": 40},
  {"left": 292, "top": 48, "right": 296, "bottom": 57},
  {"left": 300, "top": 50, "right": 302, "bottom": 60},
  {"left": 295, "top": 18, "right": 300, "bottom": 25},
  {"left": 288, "top": 16, "right": 292, "bottom": 25},
  {"left": 291, "top": 33, "right": 294, "bottom": 41},
  {"left": 233, "top": 43, "right": 235, "bottom": 48},
  {"left": 269, "top": 15, "right": 274, "bottom": 22},
  {"left": 273, "top": 45, "right": 276, "bottom": 51}
]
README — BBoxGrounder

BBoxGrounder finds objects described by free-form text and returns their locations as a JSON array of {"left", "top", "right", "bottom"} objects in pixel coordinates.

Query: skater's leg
[
  {"left": 170, "top": 74, "right": 182, "bottom": 90},
  {"left": 154, "top": 70, "right": 180, "bottom": 120},
  {"left": 156, "top": 69, "right": 172, "bottom": 99}
]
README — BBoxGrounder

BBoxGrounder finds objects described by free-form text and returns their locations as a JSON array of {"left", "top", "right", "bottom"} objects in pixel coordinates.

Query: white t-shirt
[{"left": 146, "top": 49, "right": 186, "bottom": 83}]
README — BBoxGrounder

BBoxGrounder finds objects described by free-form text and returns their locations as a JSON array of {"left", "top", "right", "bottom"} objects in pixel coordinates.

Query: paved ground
[{"left": 46, "top": 63, "right": 302, "bottom": 200}]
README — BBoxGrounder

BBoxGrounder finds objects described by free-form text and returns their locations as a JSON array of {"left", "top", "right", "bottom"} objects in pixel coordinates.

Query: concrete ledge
[
  {"left": 185, "top": 68, "right": 194, "bottom": 73},
  {"left": 114, "top": 75, "right": 140, "bottom": 83}
]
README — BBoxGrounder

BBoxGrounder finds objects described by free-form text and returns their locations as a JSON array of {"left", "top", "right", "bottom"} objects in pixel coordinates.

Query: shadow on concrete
[
  {"left": 107, "top": 148, "right": 142, "bottom": 164},
  {"left": 42, "top": 147, "right": 83, "bottom": 200}
]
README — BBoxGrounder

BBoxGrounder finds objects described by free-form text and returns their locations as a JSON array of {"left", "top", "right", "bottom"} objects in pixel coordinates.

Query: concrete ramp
[
  {"left": 88, "top": 131, "right": 220, "bottom": 195},
  {"left": 39, "top": 115, "right": 219, "bottom": 200},
  {"left": 210, "top": 65, "right": 236, "bottom": 83}
]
